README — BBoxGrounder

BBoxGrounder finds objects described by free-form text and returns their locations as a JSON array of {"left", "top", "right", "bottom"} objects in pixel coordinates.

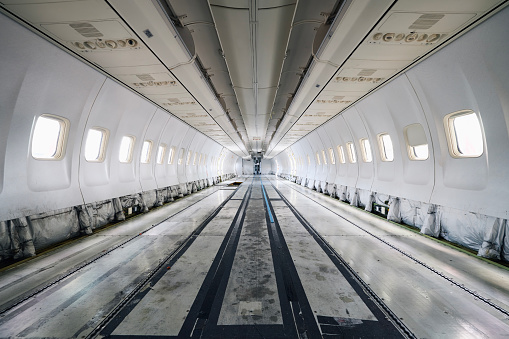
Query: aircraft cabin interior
[{"left": 1, "top": 0, "right": 509, "bottom": 338}]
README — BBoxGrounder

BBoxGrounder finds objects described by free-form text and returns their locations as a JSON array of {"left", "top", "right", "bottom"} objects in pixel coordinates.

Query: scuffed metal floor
[{"left": 0, "top": 176, "right": 508, "bottom": 338}]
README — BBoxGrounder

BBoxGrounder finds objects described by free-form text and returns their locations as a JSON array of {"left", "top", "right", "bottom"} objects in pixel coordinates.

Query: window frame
[
  {"left": 377, "top": 133, "right": 394, "bottom": 162},
  {"left": 178, "top": 148, "right": 185, "bottom": 165},
  {"left": 119, "top": 135, "right": 136, "bottom": 163},
  {"left": 328, "top": 147, "right": 336, "bottom": 165},
  {"left": 156, "top": 143, "right": 167, "bottom": 164},
  {"left": 168, "top": 146, "right": 176, "bottom": 165},
  {"left": 31, "top": 114, "right": 70, "bottom": 161},
  {"left": 322, "top": 150, "right": 327, "bottom": 165},
  {"left": 444, "top": 109, "right": 484, "bottom": 158},
  {"left": 337, "top": 145, "right": 345, "bottom": 164},
  {"left": 316, "top": 152, "right": 321, "bottom": 165},
  {"left": 84, "top": 127, "right": 109, "bottom": 162},
  {"left": 404, "top": 123, "right": 429, "bottom": 161},
  {"left": 186, "top": 150, "right": 192, "bottom": 166},
  {"left": 346, "top": 142, "right": 357, "bottom": 163},
  {"left": 141, "top": 140, "right": 153, "bottom": 164},
  {"left": 360, "top": 138, "right": 373, "bottom": 163}
]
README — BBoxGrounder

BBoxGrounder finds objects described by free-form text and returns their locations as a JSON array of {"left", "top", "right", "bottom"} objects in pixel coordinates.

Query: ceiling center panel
[{"left": 210, "top": 0, "right": 296, "bottom": 153}]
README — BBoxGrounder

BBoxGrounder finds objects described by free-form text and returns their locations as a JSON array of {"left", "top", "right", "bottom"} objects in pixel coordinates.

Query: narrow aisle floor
[
  {"left": 104, "top": 177, "right": 403, "bottom": 338},
  {"left": 1, "top": 176, "right": 508, "bottom": 338}
]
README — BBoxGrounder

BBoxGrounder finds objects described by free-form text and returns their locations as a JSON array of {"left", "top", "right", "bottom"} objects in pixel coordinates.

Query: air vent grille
[
  {"left": 316, "top": 99, "right": 352, "bottom": 104},
  {"left": 136, "top": 74, "right": 155, "bottom": 81},
  {"left": 69, "top": 22, "right": 103, "bottom": 38},
  {"left": 409, "top": 14, "right": 445, "bottom": 30},
  {"left": 132, "top": 81, "right": 176, "bottom": 87},
  {"left": 357, "top": 69, "right": 376, "bottom": 77},
  {"left": 162, "top": 101, "right": 197, "bottom": 106},
  {"left": 332, "top": 95, "right": 345, "bottom": 100},
  {"left": 333, "top": 77, "right": 384, "bottom": 84},
  {"left": 168, "top": 98, "right": 180, "bottom": 103}
]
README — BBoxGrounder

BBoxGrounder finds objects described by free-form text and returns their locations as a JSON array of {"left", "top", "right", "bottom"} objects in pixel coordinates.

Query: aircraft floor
[{"left": 0, "top": 176, "right": 508, "bottom": 338}]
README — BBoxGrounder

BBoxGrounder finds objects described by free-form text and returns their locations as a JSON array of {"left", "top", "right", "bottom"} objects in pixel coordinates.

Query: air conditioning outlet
[
  {"left": 316, "top": 99, "right": 352, "bottom": 104},
  {"left": 409, "top": 13, "right": 445, "bottom": 30},
  {"left": 369, "top": 32, "right": 443, "bottom": 45},
  {"left": 136, "top": 74, "right": 155, "bottom": 81},
  {"left": 69, "top": 22, "right": 103, "bottom": 38},
  {"left": 132, "top": 81, "right": 176, "bottom": 87},
  {"left": 333, "top": 76, "right": 384, "bottom": 84},
  {"left": 162, "top": 101, "right": 197, "bottom": 106},
  {"left": 357, "top": 69, "right": 376, "bottom": 77},
  {"left": 71, "top": 38, "right": 140, "bottom": 51}
]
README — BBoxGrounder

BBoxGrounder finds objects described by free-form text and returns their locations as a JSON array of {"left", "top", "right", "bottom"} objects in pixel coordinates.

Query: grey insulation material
[
  {"left": 94, "top": 200, "right": 115, "bottom": 228},
  {"left": 121, "top": 194, "right": 148, "bottom": 212},
  {"left": 478, "top": 218, "right": 506, "bottom": 260},
  {"left": 399, "top": 199, "right": 428, "bottom": 230},
  {"left": 321, "top": 181, "right": 327, "bottom": 193},
  {"left": 76, "top": 204, "right": 94, "bottom": 235},
  {"left": 314, "top": 180, "right": 320, "bottom": 192},
  {"left": 155, "top": 188, "right": 166, "bottom": 206},
  {"left": 387, "top": 197, "right": 401, "bottom": 223},
  {"left": 374, "top": 193, "right": 390, "bottom": 206},
  {"left": 346, "top": 187, "right": 356, "bottom": 205},
  {"left": 169, "top": 186, "right": 178, "bottom": 201},
  {"left": 439, "top": 207, "right": 485, "bottom": 251},
  {"left": 0, "top": 220, "right": 28, "bottom": 260},
  {"left": 112, "top": 197, "right": 125, "bottom": 221},
  {"left": 421, "top": 204, "right": 440, "bottom": 237},
  {"left": 330, "top": 184, "right": 337, "bottom": 199},
  {"left": 179, "top": 183, "right": 188, "bottom": 196},
  {"left": 75, "top": 201, "right": 114, "bottom": 234},
  {"left": 0, "top": 220, "right": 12, "bottom": 260},
  {"left": 357, "top": 189, "right": 371, "bottom": 209},
  {"left": 30, "top": 209, "right": 78, "bottom": 253},
  {"left": 338, "top": 185, "right": 347, "bottom": 201},
  {"left": 308, "top": 178, "right": 315, "bottom": 190},
  {"left": 142, "top": 190, "right": 157, "bottom": 209},
  {"left": 349, "top": 189, "right": 359, "bottom": 207},
  {"left": 502, "top": 222, "right": 509, "bottom": 261},
  {"left": 365, "top": 192, "right": 375, "bottom": 212},
  {"left": 8, "top": 220, "right": 22, "bottom": 259}
]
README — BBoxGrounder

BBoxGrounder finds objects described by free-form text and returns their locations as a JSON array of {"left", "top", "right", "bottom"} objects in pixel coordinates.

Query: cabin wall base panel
[
  {"left": 0, "top": 174, "right": 236, "bottom": 263},
  {"left": 277, "top": 173, "right": 509, "bottom": 262}
]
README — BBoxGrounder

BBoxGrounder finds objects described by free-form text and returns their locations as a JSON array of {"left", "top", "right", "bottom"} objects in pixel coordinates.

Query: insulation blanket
[
  {"left": 30, "top": 208, "right": 80, "bottom": 252},
  {"left": 94, "top": 200, "right": 115, "bottom": 228},
  {"left": 439, "top": 207, "right": 485, "bottom": 251},
  {"left": 399, "top": 199, "right": 428, "bottom": 230}
]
